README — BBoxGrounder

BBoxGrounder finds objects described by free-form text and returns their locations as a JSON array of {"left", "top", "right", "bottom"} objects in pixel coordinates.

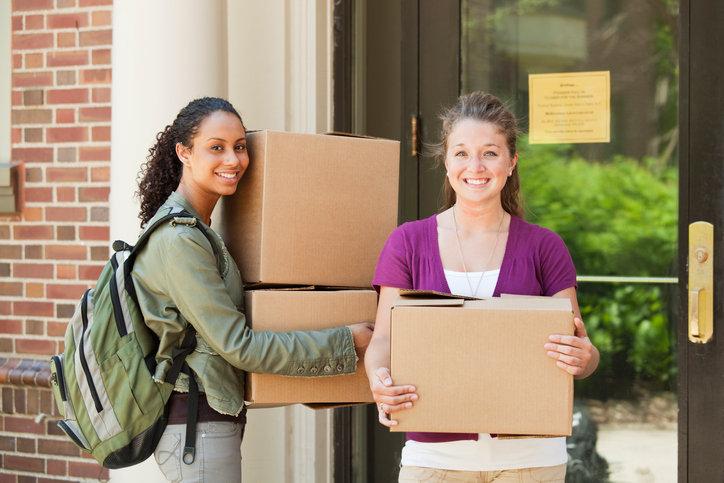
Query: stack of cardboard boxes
[{"left": 216, "top": 131, "right": 400, "bottom": 409}]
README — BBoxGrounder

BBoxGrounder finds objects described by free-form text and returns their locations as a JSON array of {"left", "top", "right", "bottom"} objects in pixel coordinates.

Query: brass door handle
[
  {"left": 689, "top": 222, "right": 713, "bottom": 343},
  {"left": 690, "top": 287, "right": 703, "bottom": 338}
]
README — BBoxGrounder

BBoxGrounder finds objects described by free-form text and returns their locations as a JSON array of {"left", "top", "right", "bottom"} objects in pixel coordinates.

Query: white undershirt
[{"left": 399, "top": 269, "right": 567, "bottom": 471}]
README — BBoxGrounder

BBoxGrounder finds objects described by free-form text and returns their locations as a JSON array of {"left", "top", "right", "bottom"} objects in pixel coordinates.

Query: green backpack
[{"left": 49, "top": 206, "right": 215, "bottom": 469}]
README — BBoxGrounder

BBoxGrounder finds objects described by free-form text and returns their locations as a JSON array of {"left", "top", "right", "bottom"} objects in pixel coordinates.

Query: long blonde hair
[{"left": 429, "top": 91, "right": 524, "bottom": 219}]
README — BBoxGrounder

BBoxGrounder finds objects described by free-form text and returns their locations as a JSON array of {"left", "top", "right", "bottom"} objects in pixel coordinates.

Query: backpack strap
[{"left": 164, "top": 325, "right": 200, "bottom": 464}]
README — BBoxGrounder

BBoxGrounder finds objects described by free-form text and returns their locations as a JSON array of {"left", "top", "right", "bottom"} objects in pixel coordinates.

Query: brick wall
[{"left": 2, "top": 0, "right": 113, "bottom": 481}]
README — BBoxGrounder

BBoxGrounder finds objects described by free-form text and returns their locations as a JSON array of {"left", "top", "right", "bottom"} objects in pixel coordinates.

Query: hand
[
  {"left": 371, "top": 367, "right": 417, "bottom": 427},
  {"left": 545, "top": 317, "right": 595, "bottom": 378},
  {"left": 349, "top": 322, "right": 374, "bottom": 350}
]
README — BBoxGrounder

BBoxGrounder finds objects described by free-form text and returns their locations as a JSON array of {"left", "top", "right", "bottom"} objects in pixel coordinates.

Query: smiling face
[
  {"left": 444, "top": 118, "right": 517, "bottom": 209},
  {"left": 175, "top": 110, "right": 249, "bottom": 213}
]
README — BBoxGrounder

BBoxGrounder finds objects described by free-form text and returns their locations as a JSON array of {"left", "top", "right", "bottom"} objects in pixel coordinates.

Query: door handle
[{"left": 689, "top": 222, "right": 713, "bottom": 343}]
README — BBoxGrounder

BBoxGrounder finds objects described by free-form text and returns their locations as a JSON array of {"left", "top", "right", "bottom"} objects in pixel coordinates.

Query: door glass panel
[{"left": 462, "top": 1, "right": 678, "bottom": 481}]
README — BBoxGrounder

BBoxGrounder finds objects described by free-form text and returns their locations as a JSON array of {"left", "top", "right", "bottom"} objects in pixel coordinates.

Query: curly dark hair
[
  {"left": 136, "top": 97, "right": 243, "bottom": 227},
  {"left": 428, "top": 91, "right": 525, "bottom": 219}
]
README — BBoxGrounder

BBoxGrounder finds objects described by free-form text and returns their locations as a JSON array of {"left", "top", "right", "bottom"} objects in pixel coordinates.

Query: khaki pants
[{"left": 398, "top": 463, "right": 566, "bottom": 483}]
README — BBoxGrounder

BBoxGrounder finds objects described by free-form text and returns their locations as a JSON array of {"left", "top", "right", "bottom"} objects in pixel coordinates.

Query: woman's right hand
[
  {"left": 349, "top": 322, "right": 374, "bottom": 350},
  {"left": 372, "top": 367, "right": 417, "bottom": 427}
]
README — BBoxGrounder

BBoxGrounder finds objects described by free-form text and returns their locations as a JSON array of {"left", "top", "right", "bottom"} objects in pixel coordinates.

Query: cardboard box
[
  {"left": 390, "top": 292, "right": 575, "bottom": 436},
  {"left": 216, "top": 131, "right": 400, "bottom": 287},
  {"left": 243, "top": 289, "right": 377, "bottom": 408}
]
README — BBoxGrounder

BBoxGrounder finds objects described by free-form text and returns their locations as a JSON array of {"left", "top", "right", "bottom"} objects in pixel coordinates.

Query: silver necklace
[{"left": 452, "top": 205, "right": 505, "bottom": 297}]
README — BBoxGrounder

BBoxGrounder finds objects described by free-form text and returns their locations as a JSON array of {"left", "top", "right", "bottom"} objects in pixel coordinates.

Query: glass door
[{"left": 459, "top": 1, "right": 679, "bottom": 481}]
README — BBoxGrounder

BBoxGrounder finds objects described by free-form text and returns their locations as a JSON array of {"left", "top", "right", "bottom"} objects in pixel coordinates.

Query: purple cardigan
[{"left": 373, "top": 214, "right": 577, "bottom": 443}]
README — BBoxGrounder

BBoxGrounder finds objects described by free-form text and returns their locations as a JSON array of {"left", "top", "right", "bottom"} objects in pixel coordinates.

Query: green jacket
[{"left": 133, "top": 192, "right": 357, "bottom": 416}]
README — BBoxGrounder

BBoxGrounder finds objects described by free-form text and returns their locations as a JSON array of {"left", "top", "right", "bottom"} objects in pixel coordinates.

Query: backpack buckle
[
  {"left": 183, "top": 446, "right": 196, "bottom": 465},
  {"left": 170, "top": 217, "right": 197, "bottom": 228}
]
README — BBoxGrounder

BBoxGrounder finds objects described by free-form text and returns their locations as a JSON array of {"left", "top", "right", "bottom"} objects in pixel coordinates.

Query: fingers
[
  {"left": 546, "top": 319, "right": 593, "bottom": 376},
  {"left": 371, "top": 367, "right": 417, "bottom": 426}
]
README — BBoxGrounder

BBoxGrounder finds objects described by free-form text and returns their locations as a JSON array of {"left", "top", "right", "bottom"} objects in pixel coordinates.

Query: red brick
[
  {"left": 58, "top": 0, "right": 76, "bottom": 7},
  {"left": 56, "top": 264, "right": 75, "bottom": 279},
  {"left": 91, "top": 48, "right": 111, "bottom": 65},
  {"left": 11, "top": 147, "right": 53, "bottom": 163},
  {"left": 46, "top": 88, "right": 88, "bottom": 104},
  {"left": 78, "top": 187, "right": 109, "bottom": 203},
  {"left": 78, "top": 226, "right": 108, "bottom": 241},
  {"left": 56, "top": 187, "right": 75, "bottom": 202},
  {"left": 80, "top": 68, "right": 111, "bottom": 84},
  {"left": 22, "top": 89, "right": 43, "bottom": 105},
  {"left": 0, "top": 245, "right": 23, "bottom": 258},
  {"left": 47, "top": 284, "right": 86, "bottom": 300},
  {"left": 46, "top": 167, "right": 87, "bottom": 182},
  {"left": 79, "top": 29, "right": 111, "bottom": 47},
  {"left": 26, "top": 167, "right": 42, "bottom": 182},
  {"left": 69, "top": 460, "right": 108, "bottom": 479},
  {"left": 24, "top": 187, "right": 52, "bottom": 202},
  {"left": 79, "top": 0, "right": 112, "bottom": 6},
  {"left": 13, "top": 300, "right": 53, "bottom": 317},
  {"left": 13, "top": 225, "right": 54, "bottom": 240},
  {"left": 78, "top": 264, "right": 103, "bottom": 280},
  {"left": 23, "top": 207, "right": 43, "bottom": 222},
  {"left": 56, "top": 108, "right": 74, "bottom": 123},
  {"left": 79, "top": 146, "right": 110, "bottom": 161},
  {"left": 92, "top": 87, "right": 110, "bottom": 103},
  {"left": 0, "top": 306, "right": 11, "bottom": 320},
  {"left": 45, "top": 245, "right": 87, "bottom": 260},
  {"left": 26, "top": 319, "right": 44, "bottom": 335},
  {"left": 25, "top": 245, "right": 42, "bottom": 259},
  {"left": 16, "top": 338, "right": 55, "bottom": 355},
  {"left": 47, "top": 50, "right": 88, "bottom": 67},
  {"left": 12, "top": 33, "right": 53, "bottom": 50},
  {"left": 91, "top": 126, "right": 111, "bottom": 142},
  {"left": 12, "top": 109, "right": 52, "bottom": 125},
  {"left": 24, "top": 127, "right": 43, "bottom": 142},
  {"left": 79, "top": 106, "right": 110, "bottom": 122},
  {"left": 90, "top": 167, "right": 110, "bottom": 182},
  {"left": 14, "top": 263, "right": 53, "bottom": 278},
  {"left": 13, "top": 52, "right": 23, "bottom": 69},
  {"left": 26, "top": 282, "right": 44, "bottom": 298},
  {"left": 4, "top": 454, "right": 44, "bottom": 473},
  {"left": 47, "top": 13, "right": 89, "bottom": 29},
  {"left": 57, "top": 31, "right": 75, "bottom": 48},
  {"left": 12, "top": 0, "right": 54, "bottom": 11},
  {"left": 48, "top": 321, "right": 68, "bottom": 337},
  {"left": 57, "top": 147, "right": 76, "bottom": 162},
  {"left": 17, "top": 437, "right": 36, "bottom": 452},
  {"left": 0, "top": 282, "right": 23, "bottom": 296},
  {"left": 25, "top": 14, "right": 44, "bottom": 30},
  {"left": 0, "top": 319, "right": 22, "bottom": 334},
  {"left": 12, "top": 127, "right": 22, "bottom": 143},
  {"left": 47, "top": 459, "right": 68, "bottom": 476},
  {"left": 25, "top": 52, "right": 43, "bottom": 68},
  {"left": 56, "top": 70, "right": 76, "bottom": 86},
  {"left": 12, "top": 15, "right": 23, "bottom": 31},
  {"left": 92, "top": 10, "right": 111, "bottom": 27},
  {"left": 46, "top": 207, "right": 86, "bottom": 222},
  {"left": 47, "top": 127, "right": 88, "bottom": 143},
  {"left": 12, "top": 72, "right": 53, "bottom": 88}
]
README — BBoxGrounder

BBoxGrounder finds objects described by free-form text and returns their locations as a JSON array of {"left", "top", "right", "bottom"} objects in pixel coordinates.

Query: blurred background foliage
[{"left": 518, "top": 139, "right": 678, "bottom": 398}]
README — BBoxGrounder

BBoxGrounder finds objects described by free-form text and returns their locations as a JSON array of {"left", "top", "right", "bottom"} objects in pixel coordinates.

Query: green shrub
[{"left": 518, "top": 139, "right": 678, "bottom": 398}]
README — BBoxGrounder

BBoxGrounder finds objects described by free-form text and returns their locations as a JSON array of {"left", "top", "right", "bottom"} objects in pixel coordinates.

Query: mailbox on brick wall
[{"left": 0, "top": 161, "right": 25, "bottom": 216}]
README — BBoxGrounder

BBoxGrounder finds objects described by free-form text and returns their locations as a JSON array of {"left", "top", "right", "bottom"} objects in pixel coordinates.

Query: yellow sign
[{"left": 529, "top": 71, "right": 610, "bottom": 144}]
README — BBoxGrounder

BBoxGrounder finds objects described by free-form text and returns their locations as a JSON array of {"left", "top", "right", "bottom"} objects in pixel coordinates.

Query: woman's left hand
[{"left": 545, "top": 317, "right": 596, "bottom": 378}]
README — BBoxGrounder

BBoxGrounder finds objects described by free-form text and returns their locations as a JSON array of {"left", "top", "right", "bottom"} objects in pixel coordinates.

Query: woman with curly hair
[
  {"left": 133, "top": 97, "right": 373, "bottom": 482},
  {"left": 366, "top": 91, "right": 599, "bottom": 482}
]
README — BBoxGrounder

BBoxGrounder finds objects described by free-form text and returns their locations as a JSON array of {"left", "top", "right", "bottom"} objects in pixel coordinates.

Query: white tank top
[{"left": 399, "top": 269, "right": 568, "bottom": 471}]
